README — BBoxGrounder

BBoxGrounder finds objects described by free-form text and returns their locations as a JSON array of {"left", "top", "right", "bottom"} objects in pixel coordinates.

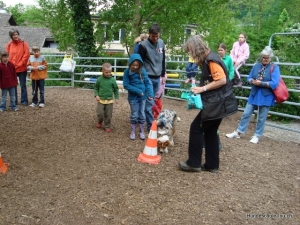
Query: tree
[
  {"left": 68, "top": 0, "right": 97, "bottom": 56},
  {"left": 6, "top": 3, "right": 26, "bottom": 25},
  {"left": 38, "top": 0, "right": 236, "bottom": 55},
  {"left": 95, "top": 0, "right": 236, "bottom": 54},
  {"left": 6, "top": 4, "right": 46, "bottom": 27},
  {"left": 39, "top": 0, "right": 76, "bottom": 52}
]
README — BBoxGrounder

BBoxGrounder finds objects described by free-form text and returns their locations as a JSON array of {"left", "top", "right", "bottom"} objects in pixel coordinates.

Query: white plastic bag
[{"left": 59, "top": 54, "right": 76, "bottom": 72}]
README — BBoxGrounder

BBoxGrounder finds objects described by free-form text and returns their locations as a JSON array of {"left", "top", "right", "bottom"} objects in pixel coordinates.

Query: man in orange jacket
[{"left": 6, "top": 28, "right": 30, "bottom": 105}]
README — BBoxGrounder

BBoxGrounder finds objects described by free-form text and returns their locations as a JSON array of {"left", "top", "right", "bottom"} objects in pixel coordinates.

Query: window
[
  {"left": 111, "top": 28, "right": 125, "bottom": 43},
  {"left": 185, "top": 28, "right": 192, "bottom": 35}
]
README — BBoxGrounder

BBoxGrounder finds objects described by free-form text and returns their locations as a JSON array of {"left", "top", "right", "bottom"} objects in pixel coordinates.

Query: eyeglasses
[{"left": 261, "top": 56, "right": 270, "bottom": 60}]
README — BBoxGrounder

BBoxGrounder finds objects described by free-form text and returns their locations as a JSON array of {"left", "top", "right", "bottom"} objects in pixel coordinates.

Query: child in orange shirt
[{"left": 27, "top": 46, "right": 48, "bottom": 108}]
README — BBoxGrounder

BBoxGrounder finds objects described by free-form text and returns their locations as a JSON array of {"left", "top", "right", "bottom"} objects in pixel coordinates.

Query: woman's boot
[
  {"left": 139, "top": 124, "right": 145, "bottom": 140},
  {"left": 130, "top": 124, "right": 136, "bottom": 140}
]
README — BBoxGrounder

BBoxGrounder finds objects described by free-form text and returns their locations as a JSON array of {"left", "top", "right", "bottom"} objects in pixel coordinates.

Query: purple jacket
[{"left": 230, "top": 41, "right": 250, "bottom": 64}]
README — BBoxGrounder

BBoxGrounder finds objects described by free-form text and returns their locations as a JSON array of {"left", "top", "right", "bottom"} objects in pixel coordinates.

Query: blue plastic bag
[
  {"left": 187, "top": 93, "right": 203, "bottom": 109},
  {"left": 181, "top": 91, "right": 189, "bottom": 99}
]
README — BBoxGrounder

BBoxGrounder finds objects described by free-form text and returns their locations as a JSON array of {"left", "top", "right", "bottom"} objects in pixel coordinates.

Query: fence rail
[{"left": 40, "top": 55, "right": 300, "bottom": 133}]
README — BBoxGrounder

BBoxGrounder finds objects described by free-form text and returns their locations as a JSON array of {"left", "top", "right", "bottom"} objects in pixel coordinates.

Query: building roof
[
  {"left": 0, "top": 12, "right": 57, "bottom": 52},
  {"left": 0, "top": 26, "right": 53, "bottom": 52},
  {"left": 0, "top": 13, "right": 16, "bottom": 26}
]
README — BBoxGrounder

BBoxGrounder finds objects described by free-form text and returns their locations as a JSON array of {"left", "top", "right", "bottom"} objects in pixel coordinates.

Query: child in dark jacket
[
  {"left": 0, "top": 51, "right": 19, "bottom": 111},
  {"left": 94, "top": 62, "right": 119, "bottom": 133},
  {"left": 123, "top": 54, "right": 154, "bottom": 140}
]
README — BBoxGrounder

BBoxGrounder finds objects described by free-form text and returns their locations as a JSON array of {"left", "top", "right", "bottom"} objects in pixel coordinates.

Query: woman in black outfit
[{"left": 178, "top": 35, "right": 238, "bottom": 173}]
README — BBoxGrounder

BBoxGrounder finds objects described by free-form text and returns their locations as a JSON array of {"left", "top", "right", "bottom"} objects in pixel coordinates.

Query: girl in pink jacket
[{"left": 230, "top": 33, "right": 250, "bottom": 87}]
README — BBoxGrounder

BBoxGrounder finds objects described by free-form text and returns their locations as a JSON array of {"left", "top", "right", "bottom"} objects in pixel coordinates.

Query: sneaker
[
  {"left": 12, "top": 108, "right": 19, "bottom": 111},
  {"left": 0, "top": 108, "right": 5, "bottom": 112},
  {"left": 250, "top": 136, "right": 259, "bottom": 144},
  {"left": 178, "top": 161, "right": 201, "bottom": 172},
  {"left": 105, "top": 128, "right": 111, "bottom": 133},
  {"left": 185, "top": 78, "right": 191, "bottom": 84},
  {"left": 96, "top": 123, "right": 102, "bottom": 128},
  {"left": 201, "top": 164, "right": 219, "bottom": 173},
  {"left": 226, "top": 130, "right": 240, "bottom": 139},
  {"left": 39, "top": 103, "right": 45, "bottom": 108},
  {"left": 30, "top": 103, "right": 37, "bottom": 107}
]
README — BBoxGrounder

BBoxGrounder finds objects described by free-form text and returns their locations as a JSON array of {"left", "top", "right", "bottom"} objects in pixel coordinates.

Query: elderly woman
[
  {"left": 226, "top": 46, "right": 280, "bottom": 144},
  {"left": 6, "top": 28, "right": 30, "bottom": 105},
  {"left": 178, "top": 35, "right": 237, "bottom": 173}
]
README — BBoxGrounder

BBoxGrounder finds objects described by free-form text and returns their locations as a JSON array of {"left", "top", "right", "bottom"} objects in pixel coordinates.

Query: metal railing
[{"left": 41, "top": 55, "right": 300, "bottom": 133}]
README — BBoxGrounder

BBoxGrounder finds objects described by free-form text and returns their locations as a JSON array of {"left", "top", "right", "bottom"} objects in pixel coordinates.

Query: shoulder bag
[{"left": 270, "top": 64, "right": 289, "bottom": 103}]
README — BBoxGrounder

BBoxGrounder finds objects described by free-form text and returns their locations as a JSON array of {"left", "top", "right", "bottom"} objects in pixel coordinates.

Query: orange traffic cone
[
  {"left": 0, "top": 153, "right": 9, "bottom": 174},
  {"left": 137, "top": 120, "right": 161, "bottom": 164}
]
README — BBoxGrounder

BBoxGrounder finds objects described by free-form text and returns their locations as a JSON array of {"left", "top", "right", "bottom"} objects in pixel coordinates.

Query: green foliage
[
  {"left": 6, "top": 4, "right": 47, "bottom": 27},
  {"left": 94, "top": 0, "right": 236, "bottom": 55},
  {"left": 6, "top": 4, "right": 25, "bottom": 25},
  {"left": 39, "top": 0, "right": 76, "bottom": 51},
  {"left": 68, "top": 0, "right": 97, "bottom": 57}
]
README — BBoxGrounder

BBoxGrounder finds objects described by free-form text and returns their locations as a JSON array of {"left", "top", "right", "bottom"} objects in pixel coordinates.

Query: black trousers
[{"left": 186, "top": 111, "right": 222, "bottom": 169}]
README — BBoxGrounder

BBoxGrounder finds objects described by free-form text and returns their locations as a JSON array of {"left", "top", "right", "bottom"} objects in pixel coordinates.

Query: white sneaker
[
  {"left": 39, "top": 103, "right": 45, "bottom": 108},
  {"left": 250, "top": 136, "right": 259, "bottom": 144},
  {"left": 226, "top": 130, "right": 240, "bottom": 139},
  {"left": 30, "top": 103, "right": 37, "bottom": 107}
]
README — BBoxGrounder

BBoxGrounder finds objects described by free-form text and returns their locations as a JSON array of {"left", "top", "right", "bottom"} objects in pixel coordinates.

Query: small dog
[
  {"left": 157, "top": 135, "right": 171, "bottom": 153},
  {"left": 156, "top": 109, "right": 180, "bottom": 153}
]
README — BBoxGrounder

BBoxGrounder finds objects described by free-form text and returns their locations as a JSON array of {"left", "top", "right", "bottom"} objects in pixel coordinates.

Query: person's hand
[
  {"left": 115, "top": 100, "right": 119, "bottom": 104},
  {"left": 95, "top": 96, "right": 100, "bottom": 101},
  {"left": 191, "top": 86, "right": 205, "bottom": 94},
  {"left": 252, "top": 79, "right": 261, "bottom": 86},
  {"left": 162, "top": 76, "right": 167, "bottom": 84},
  {"left": 148, "top": 97, "right": 153, "bottom": 100}
]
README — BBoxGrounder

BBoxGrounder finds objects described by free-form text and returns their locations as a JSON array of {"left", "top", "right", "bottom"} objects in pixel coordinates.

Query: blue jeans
[
  {"left": 237, "top": 103, "right": 270, "bottom": 137},
  {"left": 15, "top": 71, "right": 28, "bottom": 105},
  {"left": 32, "top": 79, "right": 45, "bottom": 104},
  {"left": 186, "top": 62, "right": 198, "bottom": 79},
  {"left": 1, "top": 87, "right": 17, "bottom": 110},
  {"left": 145, "top": 77, "right": 160, "bottom": 130},
  {"left": 129, "top": 99, "right": 146, "bottom": 124}
]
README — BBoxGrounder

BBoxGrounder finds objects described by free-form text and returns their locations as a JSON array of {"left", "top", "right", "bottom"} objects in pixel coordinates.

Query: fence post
[{"left": 71, "top": 72, "right": 74, "bottom": 87}]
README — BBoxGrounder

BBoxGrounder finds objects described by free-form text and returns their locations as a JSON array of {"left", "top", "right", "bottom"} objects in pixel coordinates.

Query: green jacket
[{"left": 94, "top": 76, "right": 119, "bottom": 100}]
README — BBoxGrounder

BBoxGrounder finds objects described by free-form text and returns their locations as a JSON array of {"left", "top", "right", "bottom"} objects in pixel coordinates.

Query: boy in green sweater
[{"left": 94, "top": 62, "right": 119, "bottom": 132}]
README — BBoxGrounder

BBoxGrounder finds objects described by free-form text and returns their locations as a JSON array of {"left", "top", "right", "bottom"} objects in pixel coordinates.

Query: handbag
[
  {"left": 187, "top": 93, "right": 203, "bottom": 110},
  {"left": 270, "top": 64, "right": 289, "bottom": 103},
  {"left": 59, "top": 54, "right": 76, "bottom": 72},
  {"left": 273, "top": 77, "right": 289, "bottom": 103}
]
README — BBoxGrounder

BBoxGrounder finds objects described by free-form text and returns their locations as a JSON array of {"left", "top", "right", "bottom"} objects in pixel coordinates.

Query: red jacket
[
  {"left": 6, "top": 39, "right": 30, "bottom": 73},
  {"left": 0, "top": 62, "right": 18, "bottom": 89}
]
